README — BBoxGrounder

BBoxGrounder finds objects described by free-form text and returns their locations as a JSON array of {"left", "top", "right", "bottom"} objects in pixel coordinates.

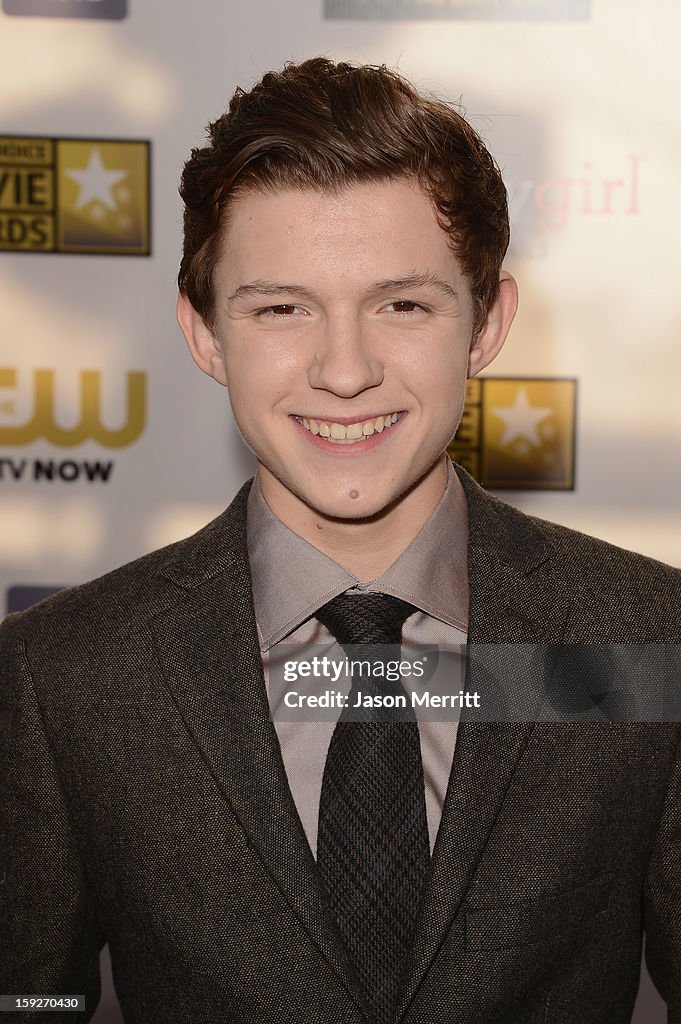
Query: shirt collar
[{"left": 246, "top": 458, "right": 469, "bottom": 650}]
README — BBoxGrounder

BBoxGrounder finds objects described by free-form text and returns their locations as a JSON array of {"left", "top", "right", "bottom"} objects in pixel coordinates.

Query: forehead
[{"left": 218, "top": 178, "right": 459, "bottom": 281}]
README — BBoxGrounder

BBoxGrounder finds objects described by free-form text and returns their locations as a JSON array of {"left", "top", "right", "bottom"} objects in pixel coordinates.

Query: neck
[{"left": 257, "top": 456, "right": 448, "bottom": 581}]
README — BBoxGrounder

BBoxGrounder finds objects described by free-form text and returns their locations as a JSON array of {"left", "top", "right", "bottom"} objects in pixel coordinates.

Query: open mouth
[{"left": 292, "top": 412, "right": 403, "bottom": 445}]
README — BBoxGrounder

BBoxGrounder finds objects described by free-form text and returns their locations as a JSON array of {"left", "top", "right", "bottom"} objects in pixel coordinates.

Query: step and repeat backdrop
[
  {"left": 2, "top": 0, "right": 680, "bottom": 618},
  {"left": 1, "top": 1, "right": 679, "bottom": 1019}
]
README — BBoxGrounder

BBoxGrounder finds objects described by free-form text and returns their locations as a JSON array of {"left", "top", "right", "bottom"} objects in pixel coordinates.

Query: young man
[{"left": 2, "top": 58, "right": 680, "bottom": 1024}]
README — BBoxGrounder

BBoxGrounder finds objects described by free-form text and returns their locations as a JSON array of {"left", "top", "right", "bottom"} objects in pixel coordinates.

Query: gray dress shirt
[{"left": 246, "top": 458, "right": 470, "bottom": 856}]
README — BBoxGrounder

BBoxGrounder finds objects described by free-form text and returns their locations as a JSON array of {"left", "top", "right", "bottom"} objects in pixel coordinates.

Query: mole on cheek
[{"left": 349, "top": 490, "right": 360, "bottom": 499}]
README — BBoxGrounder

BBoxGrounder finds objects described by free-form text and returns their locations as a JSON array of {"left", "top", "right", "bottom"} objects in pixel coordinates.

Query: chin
[{"left": 306, "top": 488, "right": 397, "bottom": 522}]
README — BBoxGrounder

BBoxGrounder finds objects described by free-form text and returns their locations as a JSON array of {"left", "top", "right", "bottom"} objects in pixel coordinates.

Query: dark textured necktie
[{"left": 315, "top": 592, "right": 430, "bottom": 1024}]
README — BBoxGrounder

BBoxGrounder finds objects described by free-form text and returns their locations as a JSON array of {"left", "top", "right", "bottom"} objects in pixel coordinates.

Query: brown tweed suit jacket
[{"left": 2, "top": 465, "right": 681, "bottom": 1024}]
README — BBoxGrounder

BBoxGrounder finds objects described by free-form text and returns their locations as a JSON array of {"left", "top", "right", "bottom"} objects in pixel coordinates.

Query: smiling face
[{"left": 179, "top": 178, "right": 516, "bottom": 544}]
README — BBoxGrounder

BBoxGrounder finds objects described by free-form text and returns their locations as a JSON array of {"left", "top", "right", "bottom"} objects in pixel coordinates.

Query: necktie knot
[{"left": 315, "top": 591, "right": 415, "bottom": 648}]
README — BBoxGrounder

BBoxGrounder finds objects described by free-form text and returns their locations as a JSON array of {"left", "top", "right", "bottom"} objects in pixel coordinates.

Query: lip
[
  {"left": 290, "top": 412, "right": 406, "bottom": 454},
  {"left": 292, "top": 412, "right": 401, "bottom": 427}
]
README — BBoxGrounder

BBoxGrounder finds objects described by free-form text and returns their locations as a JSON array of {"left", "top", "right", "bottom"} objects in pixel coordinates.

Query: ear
[
  {"left": 467, "top": 271, "right": 518, "bottom": 377},
  {"left": 176, "top": 292, "right": 228, "bottom": 387}
]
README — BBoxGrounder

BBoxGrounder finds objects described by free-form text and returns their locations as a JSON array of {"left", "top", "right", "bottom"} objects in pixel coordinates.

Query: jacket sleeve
[
  {"left": 0, "top": 621, "right": 104, "bottom": 1022},
  {"left": 643, "top": 730, "right": 681, "bottom": 1022}
]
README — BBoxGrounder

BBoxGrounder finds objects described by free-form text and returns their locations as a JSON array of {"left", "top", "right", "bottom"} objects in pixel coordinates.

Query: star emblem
[
  {"left": 65, "top": 149, "right": 128, "bottom": 213},
  {"left": 491, "top": 387, "right": 553, "bottom": 447}
]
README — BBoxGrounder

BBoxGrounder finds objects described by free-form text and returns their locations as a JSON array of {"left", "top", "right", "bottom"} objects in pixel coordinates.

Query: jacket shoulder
[
  {"left": 495, "top": 494, "right": 680, "bottom": 636},
  {"left": 454, "top": 463, "right": 681, "bottom": 637},
  {"left": 0, "top": 479, "right": 253, "bottom": 650}
]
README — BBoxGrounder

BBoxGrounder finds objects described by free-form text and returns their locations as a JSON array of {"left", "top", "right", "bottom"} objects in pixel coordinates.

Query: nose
[{"left": 307, "top": 313, "right": 384, "bottom": 397}]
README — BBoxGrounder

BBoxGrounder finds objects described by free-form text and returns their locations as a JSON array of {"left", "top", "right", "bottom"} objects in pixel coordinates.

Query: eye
[
  {"left": 382, "top": 300, "right": 426, "bottom": 315},
  {"left": 257, "top": 304, "right": 306, "bottom": 318}
]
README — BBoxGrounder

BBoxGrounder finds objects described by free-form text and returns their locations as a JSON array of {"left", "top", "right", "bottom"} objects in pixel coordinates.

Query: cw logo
[{"left": 0, "top": 368, "right": 146, "bottom": 447}]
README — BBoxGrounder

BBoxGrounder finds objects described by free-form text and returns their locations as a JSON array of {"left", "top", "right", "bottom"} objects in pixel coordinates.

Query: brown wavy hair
[{"left": 178, "top": 57, "right": 509, "bottom": 335}]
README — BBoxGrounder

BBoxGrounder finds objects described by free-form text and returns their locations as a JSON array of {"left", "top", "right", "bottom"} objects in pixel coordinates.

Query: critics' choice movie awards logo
[
  {"left": 0, "top": 136, "right": 150, "bottom": 254},
  {"left": 0, "top": 368, "right": 146, "bottom": 484},
  {"left": 448, "top": 377, "right": 576, "bottom": 490},
  {"left": 2, "top": 0, "right": 126, "bottom": 19},
  {"left": 326, "top": 0, "right": 589, "bottom": 20}
]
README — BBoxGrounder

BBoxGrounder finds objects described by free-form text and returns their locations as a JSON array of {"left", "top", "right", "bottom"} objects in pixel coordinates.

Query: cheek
[
  {"left": 425, "top": 360, "right": 469, "bottom": 435},
  {"left": 223, "top": 362, "right": 261, "bottom": 424},
  {"left": 406, "top": 346, "right": 469, "bottom": 404},
  {"left": 224, "top": 336, "right": 302, "bottom": 395},
  {"left": 400, "top": 328, "right": 470, "bottom": 373},
  {"left": 224, "top": 360, "right": 292, "bottom": 430}
]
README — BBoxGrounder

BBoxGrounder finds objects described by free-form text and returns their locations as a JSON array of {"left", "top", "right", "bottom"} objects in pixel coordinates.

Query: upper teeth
[{"left": 296, "top": 412, "right": 400, "bottom": 442}]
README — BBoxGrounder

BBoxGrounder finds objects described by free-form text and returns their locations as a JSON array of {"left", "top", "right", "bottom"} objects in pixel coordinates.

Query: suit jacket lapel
[
  {"left": 149, "top": 481, "right": 369, "bottom": 1017},
  {"left": 396, "top": 465, "right": 571, "bottom": 1020}
]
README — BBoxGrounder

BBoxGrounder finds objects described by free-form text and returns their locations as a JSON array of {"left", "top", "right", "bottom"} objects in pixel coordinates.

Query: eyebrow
[
  {"left": 369, "top": 273, "right": 458, "bottom": 302},
  {"left": 227, "top": 271, "right": 458, "bottom": 303},
  {"left": 228, "top": 280, "right": 318, "bottom": 302}
]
